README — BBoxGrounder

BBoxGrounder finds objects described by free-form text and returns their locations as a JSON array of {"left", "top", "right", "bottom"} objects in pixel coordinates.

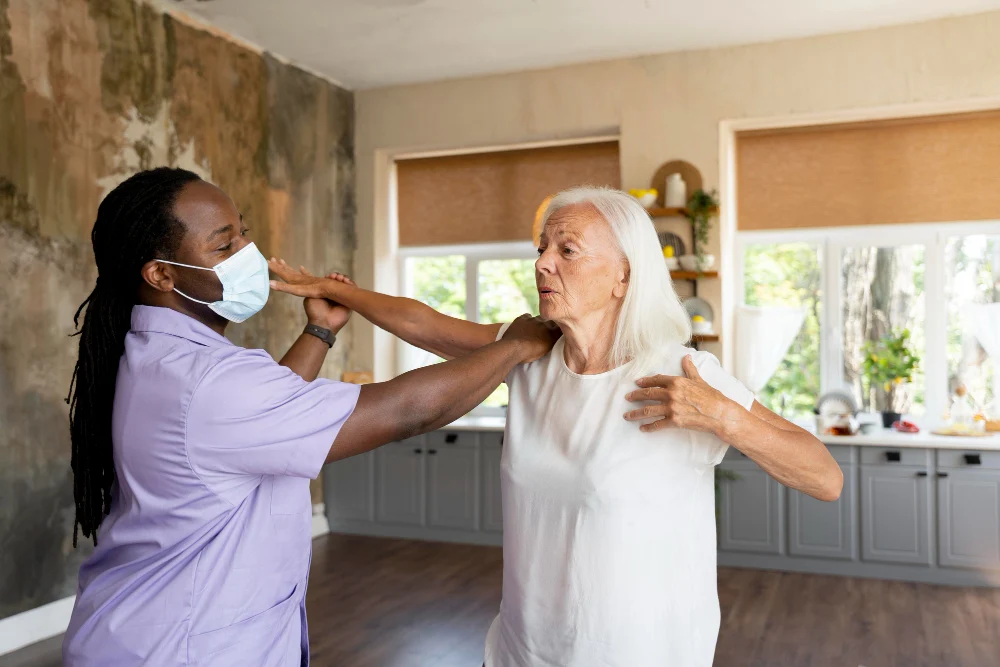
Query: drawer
[
  {"left": 828, "top": 445, "right": 855, "bottom": 464},
  {"left": 860, "top": 447, "right": 930, "bottom": 467},
  {"left": 479, "top": 432, "right": 504, "bottom": 448},
  {"left": 426, "top": 430, "right": 477, "bottom": 449},
  {"left": 937, "top": 450, "right": 1000, "bottom": 471}
]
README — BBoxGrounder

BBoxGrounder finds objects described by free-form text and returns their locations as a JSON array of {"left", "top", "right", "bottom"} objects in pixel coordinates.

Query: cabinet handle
[
  {"left": 916, "top": 471, "right": 928, "bottom": 477},
  {"left": 427, "top": 449, "right": 438, "bottom": 455},
  {"left": 445, "top": 434, "right": 458, "bottom": 444},
  {"left": 500, "top": 436, "right": 503, "bottom": 446},
  {"left": 963, "top": 453, "right": 982, "bottom": 466},
  {"left": 413, "top": 448, "right": 423, "bottom": 454},
  {"left": 885, "top": 451, "right": 901, "bottom": 463},
  {"left": 937, "top": 472, "right": 949, "bottom": 478}
]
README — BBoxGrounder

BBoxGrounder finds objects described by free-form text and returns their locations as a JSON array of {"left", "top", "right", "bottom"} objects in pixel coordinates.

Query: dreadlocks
[{"left": 67, "top": 167, "right": 202, "bottom": 547}]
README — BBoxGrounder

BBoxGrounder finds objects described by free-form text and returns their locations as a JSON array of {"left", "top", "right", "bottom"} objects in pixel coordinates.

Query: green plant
[
  {"left": 685, "top": 188, "right": 718, "bottom": 270},
  {"left": 861, "top": 329, "right": 920, "bottom": 413}
]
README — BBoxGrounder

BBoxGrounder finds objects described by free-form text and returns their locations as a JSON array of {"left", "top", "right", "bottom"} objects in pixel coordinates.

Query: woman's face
[{"left": 535, "top": 203, "right": 628, "bottom": 325}]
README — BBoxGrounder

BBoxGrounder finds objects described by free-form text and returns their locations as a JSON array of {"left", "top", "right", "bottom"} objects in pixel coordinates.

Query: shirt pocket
[
  {"left": 187, "top": 582, "right": 301, "bottom": 666},
  {"left": 269, "top": 474, "right": 311, "bottom": 515}
]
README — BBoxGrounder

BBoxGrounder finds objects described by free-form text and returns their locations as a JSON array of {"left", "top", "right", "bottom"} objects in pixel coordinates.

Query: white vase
[{"left": 665, "top": 173, "right": 687, "bottom": 208}]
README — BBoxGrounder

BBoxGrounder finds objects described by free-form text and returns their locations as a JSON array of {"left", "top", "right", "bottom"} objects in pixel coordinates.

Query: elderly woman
[{"left": 269, "top": 186, "right": 842, "bottom": 666}]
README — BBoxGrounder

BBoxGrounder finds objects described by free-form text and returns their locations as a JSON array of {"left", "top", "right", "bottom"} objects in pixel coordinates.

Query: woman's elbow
[{"left": 815, "top": 464, "right": 844, "bottom": 502}]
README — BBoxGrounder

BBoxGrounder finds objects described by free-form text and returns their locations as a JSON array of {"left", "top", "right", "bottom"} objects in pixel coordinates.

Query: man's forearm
[{"left": 278, "top": 331, "right": 329, "bottom": 382}]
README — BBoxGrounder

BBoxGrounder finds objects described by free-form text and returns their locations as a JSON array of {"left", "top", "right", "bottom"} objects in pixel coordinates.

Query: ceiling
[{"left": 161, "top": 0, "right": 1000, "bottom": 89}]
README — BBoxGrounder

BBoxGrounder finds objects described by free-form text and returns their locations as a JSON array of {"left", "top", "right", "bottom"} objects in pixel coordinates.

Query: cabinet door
[
  {"left": 718, "top": 457, "right": 783, "bottom": 554},
  {"left": 376, "top": 440, "right": 425, "bottom": 526},
  {"left": 427, "top": 444, "right": 478, "bottom": 530},
  {"left": 789, "top": 464, "right": 855, "bottom": 560},
  {"left": 324, "top": 451, "right": 374, "bottom": 522},
  {"left": 481, "top": 442, "right": 504, "bottom": 533},
  {"left": 861, "top": 465, "right": 930, "bottom": 565},
  {"left": 938, "top": 469, "right": 1000, "bottom": 570}
]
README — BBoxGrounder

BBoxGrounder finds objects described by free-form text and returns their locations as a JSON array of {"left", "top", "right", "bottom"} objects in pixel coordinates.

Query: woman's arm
[
  {"left": 268, "top": 259, "right": 500, "bottom": 359},
  {"left": 624, "top": 355, "right": 843, "bottom": 502},
  {"left": 327, "top": 315, "right": 557, "bottom": 462}
]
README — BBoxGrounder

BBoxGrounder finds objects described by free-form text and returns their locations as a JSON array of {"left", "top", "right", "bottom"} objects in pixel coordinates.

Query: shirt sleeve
[
  {"left": 689, "top": 350, "right": 755, "bottom": 467},
  {"left": 495, "top": 322, "right": 515, "bottom": 386},
  {"left": 186, "top": 349, "right": 360, "bottom": 497}
]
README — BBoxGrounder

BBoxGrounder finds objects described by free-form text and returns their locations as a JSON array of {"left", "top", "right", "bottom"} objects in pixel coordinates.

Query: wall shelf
[
  {"left": 691, "top": 333, "right": 720, "bottom": 343},
  {"left": 670, "top": 270, "right": 719, "bottom": 280},
  {"left": 647, "top": 206, "right": 688, "bottom": 218}
]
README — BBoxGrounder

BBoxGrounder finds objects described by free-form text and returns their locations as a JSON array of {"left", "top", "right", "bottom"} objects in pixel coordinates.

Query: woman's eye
[
  {"left": 562, "top": 247, "right": 575, "bottom": 255},
  {"left": 241, "top": 227, "right": 250, "bottom": 237}
]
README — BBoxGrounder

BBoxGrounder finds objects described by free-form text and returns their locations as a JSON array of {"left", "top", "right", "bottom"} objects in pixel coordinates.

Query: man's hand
[
  {"left": 623, "top": 355, "right": 739, "bottom": 436},
  {"left": 502, "top": 314, "right": 561, "bottom": 363},
  {"left": 269, "top": 258, "right": 353, "bottom": 334}
]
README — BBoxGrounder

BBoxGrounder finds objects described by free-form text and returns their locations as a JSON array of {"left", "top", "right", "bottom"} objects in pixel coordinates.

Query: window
[
  {"left": 945, "top": 235, "right": 1000, "bottom": 410},
  {"left": 743, "top": 243, "right": 821, "bottom": 418},
  {"left": 739, "top": 223, "right": 1000, "bottom": 423},
  {"left": 401, "top": 244, "right": 539, "bottom": 413},
  {"left": 841, "top": 245, "right": 925, "bottom": 415}
]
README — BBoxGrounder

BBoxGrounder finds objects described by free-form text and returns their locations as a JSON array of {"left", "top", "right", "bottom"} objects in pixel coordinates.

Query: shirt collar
[{"left": 130, "top": 305, "right": 233, "bottom": 348}]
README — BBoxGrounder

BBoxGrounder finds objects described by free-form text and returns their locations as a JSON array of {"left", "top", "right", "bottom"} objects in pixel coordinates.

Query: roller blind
[
  {"left": 396, "top": 141, "right": 620, "bottom": 247},
  {"left": 736, "top": 111, "right": 1000, "bottom": 231}
]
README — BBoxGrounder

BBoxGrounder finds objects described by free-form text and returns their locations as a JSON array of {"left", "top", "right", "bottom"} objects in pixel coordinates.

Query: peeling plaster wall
[{"left": 0, "top": 0, "right": 355, "bottom": 619}]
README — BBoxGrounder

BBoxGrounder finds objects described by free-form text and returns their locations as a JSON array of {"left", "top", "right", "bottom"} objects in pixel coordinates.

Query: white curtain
[
  {"left": 968, "top": 303, "right": 1000, "bottom": 360},
  {"left": 735, "top": 306, "right": 807, "bottom": 394}
]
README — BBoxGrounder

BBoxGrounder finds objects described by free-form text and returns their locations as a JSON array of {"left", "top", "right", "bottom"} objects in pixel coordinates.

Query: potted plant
[
  {"left": 861, "top": 329, "right": 920, "bottom": 428},
  {"left": 683, "top": 189, "right": 718, "bottom": 272}
]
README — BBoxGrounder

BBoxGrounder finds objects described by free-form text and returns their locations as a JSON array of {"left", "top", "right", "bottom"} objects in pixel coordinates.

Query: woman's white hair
[{"left": 540, "top": 185, "right": 692, "bottom": 373}]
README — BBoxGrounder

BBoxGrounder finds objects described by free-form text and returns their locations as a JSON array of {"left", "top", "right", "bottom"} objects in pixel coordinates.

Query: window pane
[
  {"left": 841, "top": 246, "right": 925, "bottom": 415},
  {"left": 478, "top": 259, "right": 539, "bottom": 407},
  {"left": 945, "top": 235, "right": 1000, "bottom": 410},
  {"left": 743, "top": 243, "right": 822, "bottom": 418},
  {"left": 403, "top": 256, "right": 466, "bottom": 371}
]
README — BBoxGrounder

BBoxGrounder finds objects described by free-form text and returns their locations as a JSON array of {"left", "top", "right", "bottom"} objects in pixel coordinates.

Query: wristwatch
[{"left": 304, "top": 324, "right": 336, "bottom": 348}]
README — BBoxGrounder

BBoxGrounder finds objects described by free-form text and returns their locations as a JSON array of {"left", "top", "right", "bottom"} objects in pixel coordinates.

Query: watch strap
[{"left": 304, "top": 324, "right": 336, "bottom": 348}]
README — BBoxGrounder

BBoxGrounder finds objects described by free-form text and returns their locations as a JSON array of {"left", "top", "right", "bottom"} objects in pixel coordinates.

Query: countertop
[{"left": 445, "top": 416, "right": 1000, "bottom": 451}]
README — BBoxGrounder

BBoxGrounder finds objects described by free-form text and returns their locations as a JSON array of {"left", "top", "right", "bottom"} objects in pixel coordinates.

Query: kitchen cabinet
[
  {"left": 718, "top": 452, "right": 783, "bottom": 554},
  {"left": 789, "top": 450, "right": 855, "bottom": 560},
  {"left": 427, "top": 437, "right": 478, "bottom": 530},
  {"left": 937, "top": 450, "right": 1000, "bottom": 570},
  {"left": 481, "top": 434, "right": 504, "bottom": 533},
  {"left": 860, "top": 448, "right": 931, "bottom": 566},
  {"left": 376, "top": 439, "right": 425, "bottom": 526},
  {"left": 324, "top": 450, "right": 374, "bottom": 522}
]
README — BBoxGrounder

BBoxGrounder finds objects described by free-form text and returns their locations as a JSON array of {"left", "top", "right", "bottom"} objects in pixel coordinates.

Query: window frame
[
  {"left": 735, "top": 220, "right": 1000, "bottom": 423},
  {"left": 398, "top": 241, "right": 539, "bottom": 416}
]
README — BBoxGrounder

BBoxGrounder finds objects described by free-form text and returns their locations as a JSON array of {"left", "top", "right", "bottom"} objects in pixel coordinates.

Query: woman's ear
[{"left": 612, "top": 262, "right": 630, "bottom": 299}]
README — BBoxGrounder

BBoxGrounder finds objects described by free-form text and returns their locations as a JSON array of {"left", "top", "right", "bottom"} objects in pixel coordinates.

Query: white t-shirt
[{"left": 484, "top": 329, "right": 755, "bottom": 667}]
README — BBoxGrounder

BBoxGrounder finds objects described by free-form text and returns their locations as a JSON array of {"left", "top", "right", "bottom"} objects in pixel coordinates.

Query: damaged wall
[{"left": 0, "top": 0, "right": 355, "bottom": 620}]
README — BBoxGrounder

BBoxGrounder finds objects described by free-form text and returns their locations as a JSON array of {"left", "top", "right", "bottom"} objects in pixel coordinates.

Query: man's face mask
[{"left": 157, "top": 242, "right": 270, "bottom": 323}]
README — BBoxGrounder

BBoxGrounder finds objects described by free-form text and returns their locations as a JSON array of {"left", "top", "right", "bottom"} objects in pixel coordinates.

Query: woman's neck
[{"left": 559, "top": 309, "right": 621, "bottom": 375}]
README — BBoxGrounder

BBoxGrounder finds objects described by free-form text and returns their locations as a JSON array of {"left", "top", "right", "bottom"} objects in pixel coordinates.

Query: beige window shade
[
  {"left": 736, "top": 111, "right": 1000, "bottom": 231},
  {"left": 397, "top": 141, "right": 620, "bottom": 247}
]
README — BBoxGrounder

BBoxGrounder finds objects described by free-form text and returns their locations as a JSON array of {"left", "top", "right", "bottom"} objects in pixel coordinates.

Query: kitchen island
[{"left": 323, "top": 417, "right": 1000, "bottom": 588}]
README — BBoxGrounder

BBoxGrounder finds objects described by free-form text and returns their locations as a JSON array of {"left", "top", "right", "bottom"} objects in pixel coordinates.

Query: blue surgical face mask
[{"left": 157, "top": 242, "right": 270, "bottom": 323}]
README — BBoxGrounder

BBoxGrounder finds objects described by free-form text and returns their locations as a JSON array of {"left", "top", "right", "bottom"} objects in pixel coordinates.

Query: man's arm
[{"left": 326, "top": 315, "right": 556, "bottom": 462}]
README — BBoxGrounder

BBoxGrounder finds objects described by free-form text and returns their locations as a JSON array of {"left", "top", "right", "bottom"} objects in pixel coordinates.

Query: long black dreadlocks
[{"left": 67, "top": 167, "right": 202, "bottom": 547}]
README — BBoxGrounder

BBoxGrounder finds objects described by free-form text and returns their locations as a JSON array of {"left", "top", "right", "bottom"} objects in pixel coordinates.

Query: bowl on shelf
[
  {"left": 691, "top": 317, "right": 713, "bottom": 335},
  {"left": 628, "top": 188, "right": 659, "bottom": 209},
  {"left": 665, "top": 257, "right": 679, "bottom": 271},
  {"left": 679, "top": 254, "right": 715, "bottom": 271}
]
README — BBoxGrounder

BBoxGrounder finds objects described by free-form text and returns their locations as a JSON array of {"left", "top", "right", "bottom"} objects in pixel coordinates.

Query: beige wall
[{"left": 354, "top": 11, "right": 1000, "bottom": 377}]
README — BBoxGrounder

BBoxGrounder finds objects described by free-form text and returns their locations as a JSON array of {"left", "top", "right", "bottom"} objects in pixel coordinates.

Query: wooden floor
[{"left": 5, "top": 532, "right": 1000, "bottom": 666}]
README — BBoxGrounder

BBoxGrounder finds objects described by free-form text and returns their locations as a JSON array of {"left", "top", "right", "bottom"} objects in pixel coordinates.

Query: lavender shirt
[{"left": 63, "top": 306, "right": 360, "bottom": 666}]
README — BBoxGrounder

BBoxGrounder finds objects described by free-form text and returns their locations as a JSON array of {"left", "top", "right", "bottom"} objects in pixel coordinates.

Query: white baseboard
[
  {"left": 311, "top": 502, "right": 329, "bottom": 538},
  {"left": 0, "top": 594, "right": 74, "bottom": 656}
]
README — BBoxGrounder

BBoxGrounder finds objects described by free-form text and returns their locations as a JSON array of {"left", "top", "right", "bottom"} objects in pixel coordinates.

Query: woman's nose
[{"left": 535, "top": 250, "right": 554, "bottom": 274}]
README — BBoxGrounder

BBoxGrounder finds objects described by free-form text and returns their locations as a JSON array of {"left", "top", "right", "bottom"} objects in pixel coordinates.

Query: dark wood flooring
[{"left": 4, "top": 532, "right": 1000, "bottom": 666}]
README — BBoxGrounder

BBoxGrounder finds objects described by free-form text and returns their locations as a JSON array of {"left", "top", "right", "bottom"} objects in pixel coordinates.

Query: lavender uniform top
[{"left": 63, "top": 306, "right": 360, "bottom": 666}]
